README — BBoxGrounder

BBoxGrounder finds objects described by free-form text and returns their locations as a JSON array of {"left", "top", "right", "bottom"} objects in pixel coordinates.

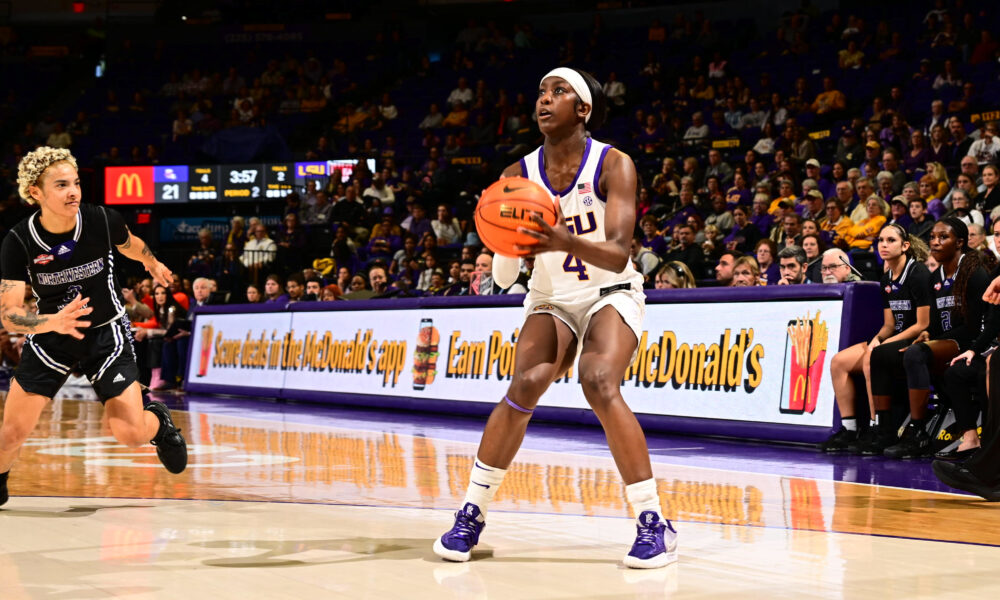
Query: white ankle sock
[
  {"left": 461, "top": 458, "right": 507, "bottom": 518},
  {"left": 842, "top": 417, "right": 857, "bottom": 431},
  {"left": 625, "top": 478, "right": 662, "bottom": 521}
]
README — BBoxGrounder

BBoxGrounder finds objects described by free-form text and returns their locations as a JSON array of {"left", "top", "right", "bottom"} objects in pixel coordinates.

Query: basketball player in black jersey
[
  {"left": 870, "top": 218, "right": 989, "bottom": 459},
  {"left": 819, "top": 223, "right": 931, "bottom": 453},
  {"left": 0, "top": 147, "right": 187, "bottom": 507},
  {"left": 934, "top": 272, "right": 1000, "bottom": 500}
]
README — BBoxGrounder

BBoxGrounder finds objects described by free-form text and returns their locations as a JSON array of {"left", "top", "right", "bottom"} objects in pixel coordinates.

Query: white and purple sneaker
[
  {"left": 623, "top": 511, "right": 677, "bottom": 569},
  {"left": 433, "top": 502, "right": 486, "bottom": 562}
]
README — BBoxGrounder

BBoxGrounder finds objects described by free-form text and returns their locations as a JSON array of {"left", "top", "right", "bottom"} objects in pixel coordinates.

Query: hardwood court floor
[{"left": 1, "top": 393, "right": 1000, "bottom": 599}]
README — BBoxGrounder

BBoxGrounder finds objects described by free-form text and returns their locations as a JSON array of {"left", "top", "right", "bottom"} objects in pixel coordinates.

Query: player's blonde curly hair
[{"left": 17, "top": 146, "right": 79, "bottom": 205}]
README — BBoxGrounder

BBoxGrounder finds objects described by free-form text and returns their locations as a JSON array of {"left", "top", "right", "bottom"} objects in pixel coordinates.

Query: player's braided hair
[
  {"left": 16, "top": 146, "right": 78, "bottom": 205},
  {"left": 953, "top": 248, "right": 983, "bottom": 320},
  {"left": 939, "top": 217, "right": 981, "bottom": 321}
]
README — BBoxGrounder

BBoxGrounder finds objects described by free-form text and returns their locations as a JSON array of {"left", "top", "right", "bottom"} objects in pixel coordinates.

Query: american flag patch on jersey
[{"left": 577, "top": 182, "right": 592, "bottom": 194}]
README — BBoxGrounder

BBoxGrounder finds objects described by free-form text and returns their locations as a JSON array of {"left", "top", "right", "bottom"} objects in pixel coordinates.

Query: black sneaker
[
  {"left": 932, "top": 461, "right": 1000, "bottom": 501},
  {"left": 0, "top": 471, "right": 8, "bottom": 506},
  {"left": 145, "top": 401, "right": 188, "bottom": 474},
  {"left": 856, "top": 428, "right": 898, "bottom": 456},
  {"left": 884, "top": 422, "right": 932, "bottom": 459},
  {"left": 846, "top": 427, "right": 872, "bottom": 455},
  {"left": 818, "top": 427, "right": 857, "bottom": 453}
]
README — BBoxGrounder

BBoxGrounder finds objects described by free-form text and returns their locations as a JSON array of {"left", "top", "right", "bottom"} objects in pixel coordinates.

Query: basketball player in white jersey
[{"left": 433, "top": 68, "right": 676, "bottom": 568}]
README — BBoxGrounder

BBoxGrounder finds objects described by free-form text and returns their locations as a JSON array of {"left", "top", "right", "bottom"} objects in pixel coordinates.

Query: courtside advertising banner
[
  {"left": 187, "top": 300, "right": 843, "bottom": 427},
  {"left": 188, "top": 311, "right": 292, "bottom": 391}
]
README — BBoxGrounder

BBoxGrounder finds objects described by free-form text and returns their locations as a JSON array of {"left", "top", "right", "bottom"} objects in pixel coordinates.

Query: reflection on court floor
[{"left": 1, "top": 396, "right": 999, "bottom": 598}]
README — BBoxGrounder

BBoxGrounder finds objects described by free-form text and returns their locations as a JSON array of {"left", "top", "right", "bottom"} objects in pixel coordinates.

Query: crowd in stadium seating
[{"left": 3, "top": 1, "right": 1000, "bottom": 396}]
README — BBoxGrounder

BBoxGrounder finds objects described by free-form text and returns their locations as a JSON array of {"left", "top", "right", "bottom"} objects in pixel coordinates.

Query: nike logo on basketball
[
  {"left": 113, "top": 373, "right": 125, "bottom": 383},
  {"left": 503, "top": 185, "right": 525, "bottom": 193}
]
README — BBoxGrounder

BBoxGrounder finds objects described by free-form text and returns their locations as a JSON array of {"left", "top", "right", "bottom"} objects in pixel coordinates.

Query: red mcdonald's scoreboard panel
[{"left": 105, "top": 166, "right": 154, "bottom": 205}]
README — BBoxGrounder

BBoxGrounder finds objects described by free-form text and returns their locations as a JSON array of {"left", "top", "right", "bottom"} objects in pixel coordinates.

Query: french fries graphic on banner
[{"left": 782, "top": 312, "right": 829, "bottom": 414}]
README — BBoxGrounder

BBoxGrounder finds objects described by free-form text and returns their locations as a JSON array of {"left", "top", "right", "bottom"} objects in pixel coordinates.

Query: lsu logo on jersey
[
  {"left": 561, "top": 211, "right": 597, "bottom": 280},
  {"left": 564, "top": 211, "right": 597, "bottom": 235}
]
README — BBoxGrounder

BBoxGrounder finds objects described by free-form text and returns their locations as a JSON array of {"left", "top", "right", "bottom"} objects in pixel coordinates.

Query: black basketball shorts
[{"left": 14, "top": 314, "right": 139, "bottom": 402}]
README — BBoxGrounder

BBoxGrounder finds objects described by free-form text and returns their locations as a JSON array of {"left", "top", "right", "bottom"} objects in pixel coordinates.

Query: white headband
[{"left": 540, "top": 68, "right": 593, "bottom": 123}]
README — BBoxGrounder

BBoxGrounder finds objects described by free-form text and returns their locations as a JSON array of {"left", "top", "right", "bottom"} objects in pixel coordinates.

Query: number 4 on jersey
[{"left": 562, "top": 254, "right": 589, "bottom": 280}]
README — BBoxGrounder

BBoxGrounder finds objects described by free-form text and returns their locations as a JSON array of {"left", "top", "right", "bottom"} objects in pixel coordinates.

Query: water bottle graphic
[
  {"left": 412, "top": 318, "right": 440, "bottom": 390},
  {"left": 197, "top": 322, "right": 214, "bottom": 377}
]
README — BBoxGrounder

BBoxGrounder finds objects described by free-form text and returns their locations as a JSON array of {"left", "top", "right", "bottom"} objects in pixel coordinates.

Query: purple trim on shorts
[
  {"left": 539, "top": 137, "right": 592, "bottom": 197},
  {"left": 504, "top": 395, "right": 534, "bottom": 414},
  {"left": 593, "top": 143, "right": 612, "bottom": 202}
]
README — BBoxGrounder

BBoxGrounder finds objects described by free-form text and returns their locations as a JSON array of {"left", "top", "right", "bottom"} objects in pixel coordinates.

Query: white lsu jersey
[{"left": 519, "top": 137, "right": 643, "bottom": 305}]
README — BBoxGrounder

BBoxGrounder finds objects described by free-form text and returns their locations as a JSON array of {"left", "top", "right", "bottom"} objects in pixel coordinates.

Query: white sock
[
  {"left": 842, "top": 417, "right": 857, "bottom": 431},
  {"left": 625, "top": 478, "right": 662, "bottom": 521},
  {"left": 461, "top": 458, "right": 507, "bottom": 518}
]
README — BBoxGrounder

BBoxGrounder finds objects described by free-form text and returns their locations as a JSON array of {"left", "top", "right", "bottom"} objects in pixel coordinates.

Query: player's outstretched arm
[
  {"left": 0, "top": 280, "right": 93, "bottom": 339},
  {"left": 116, "top": 229, "right": 173, "bottom": 288}
]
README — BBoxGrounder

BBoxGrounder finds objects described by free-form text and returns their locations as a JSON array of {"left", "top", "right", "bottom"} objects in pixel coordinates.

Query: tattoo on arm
[
  {"left": 0, "top": 281, "right": 15, "bottom": 294},
  {"left": 119, "top": 233, "right": 157, "bottom": 263},
  {"left": 5, "top": 310, "right": 48, "bottom": 332}
]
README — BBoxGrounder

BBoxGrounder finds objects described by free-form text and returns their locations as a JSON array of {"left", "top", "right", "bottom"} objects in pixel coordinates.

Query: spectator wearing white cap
[
  {"left": 801, "top": 189, "right": 826, "bottom": 222},
  {"left": 805, "top": 158, "right": 835, "bottom": 198}
]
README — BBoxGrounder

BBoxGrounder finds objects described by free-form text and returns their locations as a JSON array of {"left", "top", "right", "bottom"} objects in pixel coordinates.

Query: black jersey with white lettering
[
  {"left": 879, "top": 258, "right": 932, "bottom": 334},
  {"left": 929, "top": 260, "right": 990, "bottom": 346},
  {"left": 1, "top": 204, "right": 129, "bottom": 328}
]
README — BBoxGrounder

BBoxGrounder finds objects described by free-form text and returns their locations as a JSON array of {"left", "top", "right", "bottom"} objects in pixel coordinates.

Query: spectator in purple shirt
[
  {"left": 754, "top": 239, "right": 781, "bottom": 285},
  {"left": 725, "top": 172, "right": 752, "bottom": 209},
  {"left": 663, "top": 188, "right": 701, "bottom": 230},
  {"left": 805, "top": 159, "right": 836, "bottom": 199},
  {"left": 750, "top": 193, "right": 775, "bottom": 235},
  {"left": 263, "top": 274, "right": 290, "bottom": 304},
  {"left": 723, "top": 204, "right": 762, "bottom": 253},
  {"left": 903, "top": 129, "right": 931, "bottom": 177},
  {"left": 639, "top": 214, "right": 668, "bottom": 256},
  {"left": 635, "top": 114, "right": 666, "bottom": 154},
  {"left": 406, "top": 202, "right": 434, "bottom": 240}
]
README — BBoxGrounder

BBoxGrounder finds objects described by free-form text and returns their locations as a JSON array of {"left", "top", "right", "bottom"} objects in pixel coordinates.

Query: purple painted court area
[{"left": 160, "top": 392, "right": 960, "bottom": 496}]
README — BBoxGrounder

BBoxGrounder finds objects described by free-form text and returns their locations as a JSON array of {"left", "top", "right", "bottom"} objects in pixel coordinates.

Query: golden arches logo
[
  {"left": 115, "top": 173, "right": 143, "bottom": 197},
  {"left": 792, "top": 374, "right": 807, "bottom": 403}
]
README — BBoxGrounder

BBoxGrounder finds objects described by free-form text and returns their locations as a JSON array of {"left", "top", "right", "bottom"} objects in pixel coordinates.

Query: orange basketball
[{"left": 475, "top": 177, "right": 557, "bottom": 257}]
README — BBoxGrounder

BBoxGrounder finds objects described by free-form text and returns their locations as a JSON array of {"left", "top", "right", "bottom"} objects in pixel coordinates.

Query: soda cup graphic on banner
[
  {"left": 779, "top": 313, "right": 829, "bottom": 414},
  {"left": 412, "top": 318, "right": 440, "bottom": 390},
  {"left": 197, "top": 322, "right": 214, "bottom": 377}
]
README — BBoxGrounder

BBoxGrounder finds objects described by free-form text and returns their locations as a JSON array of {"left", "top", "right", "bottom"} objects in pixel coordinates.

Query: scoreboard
[
  {"left": 265, "top": 163, "right": 294, "bottom": 198},
  {"left": 220, "top": 164, "right": 263, "bottom": 200},
  {"left": 104, "top": 159, "right": 373, "bottom": 204},
  {"left": 189, "top": 166, "right": 219, "bottom": 200},
  {"left": 154, "top": 166, "right": 188, "bottom": 203}
]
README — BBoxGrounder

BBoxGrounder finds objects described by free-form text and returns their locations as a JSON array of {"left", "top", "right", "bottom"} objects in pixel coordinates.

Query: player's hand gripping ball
[{"left": 475, "top": 177, "right": 557, "bottom": 257}]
